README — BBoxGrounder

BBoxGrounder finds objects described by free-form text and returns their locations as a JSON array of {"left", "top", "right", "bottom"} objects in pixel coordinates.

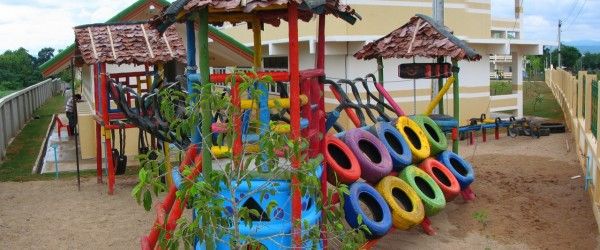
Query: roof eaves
[{"left": 40, "top": 0, "right": 171, "bottom": 75}]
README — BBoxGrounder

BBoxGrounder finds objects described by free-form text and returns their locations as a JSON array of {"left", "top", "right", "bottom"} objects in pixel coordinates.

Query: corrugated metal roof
[
  {"left": 354, "top": 14, "right": 481, "bottom": 61},
  {"left": 73, "top": 22, "right": 186, "bottom": 65},
  {"left": 152, "top": 0, "right": 360, "bottom": 32}
]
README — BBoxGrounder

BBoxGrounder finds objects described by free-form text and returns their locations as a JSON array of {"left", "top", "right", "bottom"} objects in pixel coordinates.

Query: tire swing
[
  {"left": 411, "top": 115, "right": 447, "bottom": 156},
  {"left": 375, "top": 176, "right": 425, "bottom": 230},
  {"left": 368, "top": 122, "right": 413, "bottom": 172},
  {"left": 343, "top": 182, "right": 392, "bottom": 239},
  {"left": 324, "top": 135, "right": 361, "bottom": 185},
  {"left": 399, "top": 166, "right": 445, "bottom": 217},
  {"left": 343, "top": 128, "right": 392, "bottom": 183},
  {"left": 396, "top": 116, "right": 431, "bottom": 163},
  {"left": 436, "top": 151, "right": 475, "bottom": 189},
  {"left": 418, "top": 158, "right": 460, "bottom": 201}
]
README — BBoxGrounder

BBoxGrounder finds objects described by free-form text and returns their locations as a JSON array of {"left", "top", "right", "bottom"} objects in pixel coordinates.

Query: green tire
[
  {"left": 399, "top": 165, "right": 446, "bottom": 216},
  {"left": 411, "top": 115, "right": 448, "bottom": 156}
]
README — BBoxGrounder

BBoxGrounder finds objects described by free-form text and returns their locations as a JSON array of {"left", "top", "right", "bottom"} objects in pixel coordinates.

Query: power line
[
  {"left": 564, "top": 0, "right": 587, "bottom": 31},
  {"left": 563, "top": 0, "right": 581, "bottom": 26}
]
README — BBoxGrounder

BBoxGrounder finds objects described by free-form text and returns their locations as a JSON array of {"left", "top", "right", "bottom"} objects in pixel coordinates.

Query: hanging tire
[
  {"left": 437, "top": 151, "right": 475, "bottom": 189},
  {"left": 324, "top": 135, "right": 361, "bottom": 185},
  {"left": 539, "top": 122, "right": 566, "bottom": 133},
  {"left": 343, "top": 182, "right": 393, "bottom": 239},
  {"left": 368, "top": 122, "right": 413, "bottom": 172},
  {"left": 418, "top": 158, "right": 460, "bottom": 201},
  {"left": 343, "top": 128, "right": 393, "bottom": 183},
  {"left": 411, "top": 115, "right": 448, "bottom": 156},
  {"left": 396, "top": 117, "right": 431, "bottom": 163},
  {"left": 375, "top": 176, "right": 425, "bottom": 230},
  {"left": 399, "top": 165, "right": 446, "bottom": 216}
]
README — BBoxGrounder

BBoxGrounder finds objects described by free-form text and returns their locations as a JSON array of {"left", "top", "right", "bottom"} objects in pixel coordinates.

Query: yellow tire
[
  {"left": 375, "top": 176, "right": 425, "bottom": 230},
  {"left": 396, "top": 117, "right": 431, "bottom": 162}
]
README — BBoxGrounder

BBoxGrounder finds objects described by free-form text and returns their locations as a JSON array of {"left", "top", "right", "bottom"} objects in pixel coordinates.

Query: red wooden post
[
  {"left": 316, "top": 13, "right": 328, "bottom": 250},
  {"left": 100, "top": 63, "right": 115, "bottom": 195},
  {"left": 495, "top": 126, "right": 500, "bottom": 140},
  {"left": 96, "top": 123, "right": 103, "bottom": 183},
  {"left": 288, "top": 2, "right": 302, "bottom": 247},
  {"left": 482, "top": 128, "right": 487, "bottom": 142},
  {"left": 469, "top": 131, "right": 474, "bottom": 145}
]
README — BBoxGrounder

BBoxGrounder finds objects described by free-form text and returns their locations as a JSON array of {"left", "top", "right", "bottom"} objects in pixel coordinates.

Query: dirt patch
[
  {"left": 0, "top": 133, "right": 598, "bottom": 249},
  {"left": 376, "top": 133, "right": 599, "bottom": 249}
]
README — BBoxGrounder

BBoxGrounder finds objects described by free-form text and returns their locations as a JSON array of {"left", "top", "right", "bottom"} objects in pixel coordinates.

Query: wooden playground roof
[
  {"left": 151, "top": 0, "right": 360, "bottom": 31},
  {"left": 353, "top": 14, "right": 481, "bottom": 61},
  {"left": 73, "top": 21, "right": 187, "bottom": 66}
]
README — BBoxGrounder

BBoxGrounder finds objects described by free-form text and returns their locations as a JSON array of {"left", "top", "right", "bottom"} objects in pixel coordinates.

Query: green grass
[
  {"left": 0, "top": 90, "right": 16, "bottom": 98},
  {"left": 490, "top": 80, "right": 514, "bottom": 96},
  {"left": 0, "top": 94, "right": 69, "bottom": 181},
  {"left": 523, "top": 81, "right": 564, "bottom": 121}
]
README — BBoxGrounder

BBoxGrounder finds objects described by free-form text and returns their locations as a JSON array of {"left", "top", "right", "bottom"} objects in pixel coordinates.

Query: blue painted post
[
  {"left": 51, "top": 144, "right": 59, "bottom": 180},
  {"left": 257, "top": 82, "right": 270, "bottom": 172},
  {"left": 186, "top": 20, "right": 201, "bottom": 145}
]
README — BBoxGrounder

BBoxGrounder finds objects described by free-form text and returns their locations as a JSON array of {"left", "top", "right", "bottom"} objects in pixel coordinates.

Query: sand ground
[{"left": 0, "top": 132, "right": 598, "bottom": 249}]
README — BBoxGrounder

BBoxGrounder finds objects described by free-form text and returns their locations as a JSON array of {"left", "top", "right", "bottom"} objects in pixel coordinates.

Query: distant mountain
[{"left": 564, "top": 40, "right": 600, "bottom": 53}]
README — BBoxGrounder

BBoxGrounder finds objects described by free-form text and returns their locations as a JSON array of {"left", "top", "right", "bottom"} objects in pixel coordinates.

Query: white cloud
[{"left": 0, "top": 0, "right": 141, "bottom": 55}]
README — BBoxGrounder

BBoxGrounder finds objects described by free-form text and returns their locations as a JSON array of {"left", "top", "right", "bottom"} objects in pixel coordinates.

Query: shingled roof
[
  {"left": 74, "top": 21, "right": 186, "bottom": 66},
  {"left": 354, "top": 14, "right": 481, "bottom": 61},
  {"left": 152, "top": 0, "right": 360, "bottom": 32}
]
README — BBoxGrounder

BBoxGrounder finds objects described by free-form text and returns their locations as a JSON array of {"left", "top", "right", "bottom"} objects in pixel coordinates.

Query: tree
[
  {"left": 551, "top": 44, "right": 582, "bottom": 71},
  {"left": 35, "top": 47, "right": 55, "bottom": 67},
  {"left": 582, "top": 52, "right": 600, "bottom": 71},
  {"left": 0, "top": 48, "right": 40, "bottom": 89}
]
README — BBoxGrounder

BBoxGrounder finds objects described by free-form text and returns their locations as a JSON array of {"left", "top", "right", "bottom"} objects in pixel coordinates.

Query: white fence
[{"left": 0, "top": 78, "right": 63, "bottom": 161}]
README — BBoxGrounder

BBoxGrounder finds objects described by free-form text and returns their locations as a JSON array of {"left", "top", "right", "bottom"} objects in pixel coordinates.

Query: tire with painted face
[
  {"left": 418, "top": 158, "right": 460, "bottom": 201},
  {"left": 324, "top": 135, "right": 361, "bottom": 185},
  {"left": 375, "top": 176, "right": 425, "bottom": 230},
  {"left": 411, "top": 115, "right": 448, "bottom": 155},
  {"left": 368, "top": 122, "right": 413, "bottom": 172},
  {"left": 399, "top": 165, "right": 446, "bottom": 216},
  {"left": 343, "top": 128, "right": 393, "bottom": 183},
  {"left": 437, "top": 150, "right": 475, "bottom": 189},
  {"left": 343, "top": 182, "right": 393, "bottom": 239},
  {"left": 396, "top": 116, "right": 431, "bottom": 163}
]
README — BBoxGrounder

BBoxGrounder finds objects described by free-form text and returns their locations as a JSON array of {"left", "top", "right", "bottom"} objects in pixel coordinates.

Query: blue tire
[
  {"left": 437, "top": 151, "right": 475, "bottom": 189},
  {"left": 368, "top": 122, "right": 413, "bottom": 171},
  {"left": 344, "top": 182, "right": 392, "bottom": 239}
]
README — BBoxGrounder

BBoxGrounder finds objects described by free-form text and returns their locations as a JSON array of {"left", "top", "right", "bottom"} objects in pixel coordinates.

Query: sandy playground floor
[{"left": 0, "top": 131, "right": 598, "bottom": 249}]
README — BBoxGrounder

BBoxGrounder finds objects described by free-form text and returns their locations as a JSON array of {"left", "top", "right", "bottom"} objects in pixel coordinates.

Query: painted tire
[
  {"left": 375, "top": 176, "right": 425, "bottom": 230},
  {"left": 418, "top": 158, "right": 460, "bottom": 201},
  {"left": 411, "top": 115, "right": 448, "bottom": 156},
  {"left": 396, "top": 117, "right": 431, "bottom": 163},
  {"left": 344, "top": 182, "right": 393, "bottom": 238},
  {"left": 324, "top": 135, "right": 361, "bottom": 185},
  {"left": 368, "top": 122, "right": 413, "bottom": 172},
  {"left": 437, "top": 151, "right": 475, "bottom": 189},
  {"left": 343, "top": 128, "right": 393, "bottom": 183},
  {"left": 399, "top": 165, "right": 446, "bottom": 216}
]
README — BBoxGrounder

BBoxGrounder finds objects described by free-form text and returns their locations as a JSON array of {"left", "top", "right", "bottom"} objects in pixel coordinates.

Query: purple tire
[{"left": 343, "top": 128, "right": 393, "bottom": 183}]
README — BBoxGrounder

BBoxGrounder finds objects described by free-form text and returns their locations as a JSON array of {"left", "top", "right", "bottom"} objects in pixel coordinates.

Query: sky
[{"left": 0, "top": 0, "right": 598, "bottom": 55}]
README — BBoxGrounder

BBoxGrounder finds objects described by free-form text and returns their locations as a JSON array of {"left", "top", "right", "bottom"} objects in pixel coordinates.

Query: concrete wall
[
  {"left": 545, "top": 69, "right": 600, "bottom": 231},
  {"left": 0, "top": 79, "right": 63, "bottom": 161}
]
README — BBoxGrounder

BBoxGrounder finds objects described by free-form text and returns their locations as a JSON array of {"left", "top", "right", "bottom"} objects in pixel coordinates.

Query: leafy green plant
[{"left": 132, "top": 70, "right": 366, "bottom": 249}]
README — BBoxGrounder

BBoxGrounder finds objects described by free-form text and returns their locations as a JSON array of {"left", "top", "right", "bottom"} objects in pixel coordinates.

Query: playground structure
[
  {"left": 72, "top": 21, "right": 187, "bottom": 194},
  {"left": 78, "top": 1, "right": 483, "bottom": 248}
]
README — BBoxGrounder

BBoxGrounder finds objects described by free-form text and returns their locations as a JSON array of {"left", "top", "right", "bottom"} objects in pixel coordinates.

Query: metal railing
[{"left": 0, "top": 78, "right": 63, "bottom": 161}]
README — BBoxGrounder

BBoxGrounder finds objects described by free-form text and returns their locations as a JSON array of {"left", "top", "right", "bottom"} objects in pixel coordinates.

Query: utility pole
[
  {"left": 558, "top": 19, "right": 562, "bottom": 68},
  {"left": 432, "top": 0, "right": 444, "bottom": 114}
]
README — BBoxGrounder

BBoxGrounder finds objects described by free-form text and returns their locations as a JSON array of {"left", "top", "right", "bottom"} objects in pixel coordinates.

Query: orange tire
[{"left": 418, "top": 158, "right": 460, "bottom": 201}]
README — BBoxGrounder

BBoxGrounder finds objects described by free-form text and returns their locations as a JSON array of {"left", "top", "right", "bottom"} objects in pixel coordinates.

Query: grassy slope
[
  {"left": 523, "top": 81, "right": 564, "bottom": 121},
  {"left": 0, "top": 95, "right": 97, "bottom": 181},
  {"left": 0, "top": 90, "right": 15, "bottom": 98},
  {"left": 490, "top": 80, "right": 513, "bottom": 96}
]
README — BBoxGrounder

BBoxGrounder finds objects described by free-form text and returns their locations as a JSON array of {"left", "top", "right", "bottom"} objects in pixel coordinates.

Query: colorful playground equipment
[
  {"left": 72, "top": 21, "right": 187, "bottom": 194},
  {"left": 81, "top": 2, "right": 483, "bottom": 248}
]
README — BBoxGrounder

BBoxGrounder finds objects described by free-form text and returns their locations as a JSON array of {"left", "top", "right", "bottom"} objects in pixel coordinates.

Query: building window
[
  {"left": 507, "top": 31, "right": 519, "bottom": 39},
  {"left": 264, "top": 57, "right": 288, "bottom": 70}
]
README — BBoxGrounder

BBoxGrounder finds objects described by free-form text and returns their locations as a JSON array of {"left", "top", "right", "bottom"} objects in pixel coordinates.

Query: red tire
[
  {"left": 418, "top": 158, "right": 460, "bottom": 201},
  {"left": 325, "top": 135, "right": 361, "bottom": 185}
]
